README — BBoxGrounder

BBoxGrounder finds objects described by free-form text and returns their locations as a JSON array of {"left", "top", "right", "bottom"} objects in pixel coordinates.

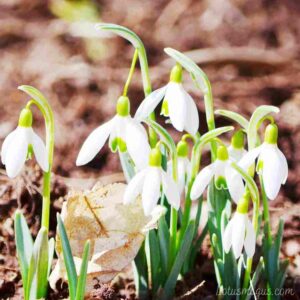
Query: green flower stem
[
  {"left": 123, "top": 49, "right": 138, "bottom": 97},
  {"left": 259, "top": 175, "right": 272, "bottom": 244},
  {"left": 20, "top": 86, "right": 54, "bottom": 231}
]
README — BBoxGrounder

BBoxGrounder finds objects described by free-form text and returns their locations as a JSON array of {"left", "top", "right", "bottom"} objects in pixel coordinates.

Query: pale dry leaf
[{"left": 49, "top": 182, "right": 165, "bottom": 296}]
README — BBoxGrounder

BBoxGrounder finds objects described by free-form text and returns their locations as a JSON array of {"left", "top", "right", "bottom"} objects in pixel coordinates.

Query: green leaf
[
  {"left": 245, "top": 257, "right": 264, "bottom": 300},
  {"left": 57, "top": 214, "right": 77, "bottom": 300},
  {"left": 75, "top": 240, "right": 91, "bottom": 300},
  {"left": 159, "top": 221, "right": 195, "bottom": 300},
  {"left": 248, "top": 105, "right": 279, "bottom": 149},
  {"left": 146, "top": 230, "right": 161, "bottom": 294},
  {"left": 158, "top": 217, "right": 170, "bottom": 280},
  {"left": 14, "top": 211, "right": 33, "bottom": 299},
  {"left": 274, "top": 219, "right": 284, "bottom": 263},
  {"left": 215, "top": 109, "right": 249, "bottom": 130},
  {"left": 27, "top": 227, "right": 49, "bottom": 300}
]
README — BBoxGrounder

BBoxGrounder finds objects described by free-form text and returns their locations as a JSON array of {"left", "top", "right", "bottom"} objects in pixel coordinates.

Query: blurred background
[{"left": 0, "top": 0, "right": 299, "bottom": 295}]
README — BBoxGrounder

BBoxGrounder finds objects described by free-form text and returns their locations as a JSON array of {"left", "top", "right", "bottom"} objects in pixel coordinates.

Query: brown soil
[{"left": 0, "top": 0, "right": 300, "bottom": 299}]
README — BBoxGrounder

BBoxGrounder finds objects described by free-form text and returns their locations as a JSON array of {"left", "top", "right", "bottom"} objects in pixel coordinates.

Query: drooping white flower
[
  {"left": 190, "top": 145, "right": 245, "bottom": 203},
  {"left": 239, "top": 124, "right": 288, "bottom": 200},
  {"left": 223, "top": 212, "right": 255, "bottom": 259},
  {"left": 1, "top": 108, "right": 48, "bottom": 178},
  {"left": 228, "top": 130, "right": 247, "bottom": 162},
  {"left": 76, "top": 96, "right": 150, "bottom": 170},
  {"left": 167, "top": 140, "right": 190, "bottom": 195},
  {"left": 135, "top": 64, "right": 199, "bottom": 135},
  {"left": 124, "top": 148, "right": 180, "bottom": 216}
]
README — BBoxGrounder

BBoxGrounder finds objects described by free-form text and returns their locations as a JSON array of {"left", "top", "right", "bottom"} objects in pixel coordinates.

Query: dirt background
[{"left": 0, "top": 0, "right": 300, "bottom": 299}]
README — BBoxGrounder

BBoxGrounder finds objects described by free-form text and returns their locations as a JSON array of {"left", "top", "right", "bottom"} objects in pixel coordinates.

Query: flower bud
[
  {"left": 149, "top": 148, "right": 162, "bottom": 167},
  {"left": 116, "top": 96, "right": 130, "bottom": 116},
  {"left": 231, "top": 130, "right": 244, "bottom": 149},
  {"left": 18, "top": 108, "right": 33, "bottom": 127},
  {"left": 264, "top": 123, "right": 278, "bottom": 145},
  {"left": 217, "top": 145, "right": 229, "bottom": 161},
  {"left": 169, "top": 64, "right": 182, "bottom": 83},
  {"left": 176, "top": 140, "right": 188, "bottom": 157}
]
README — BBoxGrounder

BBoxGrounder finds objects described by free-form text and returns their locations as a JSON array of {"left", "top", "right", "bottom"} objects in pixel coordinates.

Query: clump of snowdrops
[{"left": 1, "top": 24, "right": 288, "bottom": 300}]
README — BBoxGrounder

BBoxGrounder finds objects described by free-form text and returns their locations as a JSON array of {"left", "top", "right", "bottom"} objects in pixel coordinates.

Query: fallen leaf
[{"left": 49, "top": 182, "right": 165, "bottom": 296}]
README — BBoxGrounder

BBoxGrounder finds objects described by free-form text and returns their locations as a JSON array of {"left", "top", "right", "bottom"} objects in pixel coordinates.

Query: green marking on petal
[
  {"left": 149, "top": 148, "right": 162, "bottom": 167},
  {"left": 215, "top": 176, "right": 227, "bottom": 190},
  {"left": 264, "top": 123, "right": 278, "bottom": 145},
  {"left": 170, "top": 63, "right": 182, "bottom": 83},
  {"left": 116, "top": 96, "right": 130, "bottom": 116},
  {"left": 118, "top": 138, "right": 127, "bottom": 152},
  {"left": 18, "top": 108, "right": 33, "bottom": 127},
  {"left": 161, "top": 98, "right": 169, "bottom": 117},
  {"left": 110, "top": 137, "right": 118, "bottom": 153}
]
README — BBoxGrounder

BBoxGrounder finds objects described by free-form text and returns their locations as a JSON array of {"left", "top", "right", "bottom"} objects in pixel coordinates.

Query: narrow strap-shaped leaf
[
  {"left": 57, "top": 214, "right": 77, "bottom": 300},
  {"left": 158, "top": 217, "right": 170, "bottom": 281},
  {"left": 274, "top": 219, "right": 284, "bottom": 263},
  {"left": 14, "top": 211, "right": 33, "bottom": 299},
  {"left": 215, "top": 109, "right": 249, "bottom": 130},
  {"left": 248, "top": 105, "right": 279, "bottom": 149},
  {"left": 75, "top": 240, "right": 91, "bottom": 300},
  {"left": 245, "top": 257, "right": 264, "bottom": 300},
  {"left": 27, "top": 227, "right": 49, "bottom": 300},
  {"left": 145, "top": 231, "right": 161, "bottom": 294},
  {"left": 159, "top": 221, "right": 195, "bottom": 300}
]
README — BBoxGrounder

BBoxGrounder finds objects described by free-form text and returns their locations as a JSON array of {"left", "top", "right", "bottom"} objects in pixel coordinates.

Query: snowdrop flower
[
  {"left": 1, "top": 108, "right": 48, "bottom": 178},
  {"left": 223, "top": 194, "right": 255, "bottom": 259},
  {"left": 190, "top": 145, "right": 244, "bottom": 203},
  {"left": 135, "top": 64, "right": 199, "bottom": 135},
  {"left": 124, "top": 148, "right": 180, "bottom": 216},
  {"left": 239, "top": 124, "right": 288, "bottom": 200},
  {"left": 228, "top": 130, "right": 247, "bottom": 162},
  {"left": 76, "top": 96, "right": 150, "bottom": 170},
  {"left": 167, "top": 140, "right": 190, "bottom": 195}
]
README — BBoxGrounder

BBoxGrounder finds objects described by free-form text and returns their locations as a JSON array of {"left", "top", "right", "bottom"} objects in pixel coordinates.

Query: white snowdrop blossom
[
  {"left": 190, "top": 145, "right": 245, "bottom": 203},
  {"left": 228, "top": 130, "right": 247, "bottom": 162},
  {"left": 1, "top": 108, "right": 48, "bottom": 178},
  {"left": 124, "top": 148, "right": 180, "bottom": 216},
  {"left": 239, "top": 124, "right": 288, "bottom": 200},
  {"left": 167, "top": 140, "right": 190, "bottom": 195},
  {"left": 76, "top": 96, "right": 151, "bottom": 170},
  {"left": 135, "top": 64, "right": 199, "bottom": 135},
  {"left": 223, "top": 211, "right": 255, "bottom": 259}
]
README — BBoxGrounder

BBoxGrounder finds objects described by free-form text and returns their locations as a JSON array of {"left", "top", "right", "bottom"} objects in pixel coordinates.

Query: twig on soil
[{"left": 176, "top": 281, "right": 205, "bottom": 299}]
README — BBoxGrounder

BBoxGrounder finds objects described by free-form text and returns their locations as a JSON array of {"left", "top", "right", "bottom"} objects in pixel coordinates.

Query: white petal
[
  {"left": 166, "top": 83, "right": 187, "bottom": 132},
  {"left": 223, "top": 219, "right": 234, "bottom": 253},
  {"left": 135, "top": 86, "right": 167, "bottom": 121},
  {"left": 114, "top": 115, "right": 127, "bottom": 140},
  {"left": 142, "top": 167, "right": 162, "bottom": 216},
  {"left": 190, "top": 163, "right": 215, "bottom": 200},
  {"left": 225, "top": 164, "right": 245, "bottom": 204},
  {"left": 183, "top": 90, "right": 199, "bottom": 135},
  {"left": 244, "top": 220, "right": 255, "bottom": 258},
  {"left": 76, "top": 118, "right": 114, "bottom": 166},
  {"left": 161, "top": 170, "right": 180, "bottom": 210},
  {"left": 5, "top": 127, "right": 29, "bottom": 178},
  {"left": 228, "top": 146, "right": 247, "bottom": 162},
  {"left": 30, "top": 129, "right": 49, "bottom": 172},
  {"left": 232, "top": 213, "right": 246, "bottom": 259},
  {"left": 124, "top": 169, "right": 147, "bottom": 204},
  {"left": 239, "top": 145, "right": 262, "bottom": 170},
  {"left": 177, "top": 158, "right": 189, "bottom": 194},
  {"left": 277, "top": 148, "right": 288, "bottom": 184},
  {"left": 1, "top": 129, "right": 18, "bottom": 164},
  {"left": 125, "top": 118, "right": 150, "bottom": 170},
  {"left": 261, "top": 145, "right": 283, "bottom": 200},
  {"left": 214, "top": 160, "right": 226, "bottom": 180}
]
